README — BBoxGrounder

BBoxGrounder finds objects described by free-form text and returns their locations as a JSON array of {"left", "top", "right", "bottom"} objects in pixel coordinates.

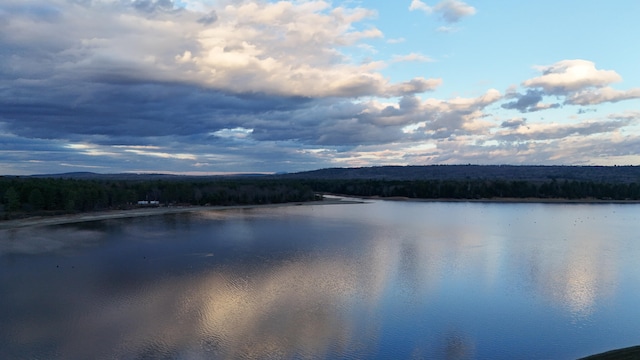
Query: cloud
[
  {"left": 566, "top": 87, "right": 640, "bottom": 105},
  {"left": 510, "top": 59, "right": 640, "bottom": 109},
  {"left": 0, "top": 0, "right": 437, "bottom": 100},
  {"left": 182, "top": 2, "right": 392, "bottom": 97},
  {"left": 389, "top": 111, "right": 640, "bottom": 166},
  {"left": 0, "top": 1, "right": 442, "bottom": 151},
  {"left": 433, "top": 0, "right": 476, "bottom": 23},
  {"left": 391, "top": 53, "right": 435, "bottom": 63},
  {"left": 501, "top": 118, "right": 527, "bottom": 129},
  {"left": 447, "top": 88, "right": 502, "bottom": 110},
  {"left": 436, "top": 26, "right": 459, "bottom": 33},
  {"left": 577, "top": 108, "right": 597, "bottom": 115},
  {"left": 196, "top": 10, "right": 217, "bottom": 25},
  {"left": 409, "top": 0, "right": 476, "bottom": 23},
  {"left": 132, "top": 0, "right": 176, "bottom": 13},
  {"left": 501, "top": 90, "right": 560, "bottom": 113},
  {"left": 389, "top": 77, "right": 442, "bottom": 96},
  {"left": 1, "top": 2, "right": 639, "bottom": 174},
  {"left": 409, "top": 0, "right": 432, "bottom": 13},
  {"left": 523, "top": 60, "right": 621, "bottom": 94},
  {"left": 495, "top": 118, "right": 634, "bottom": 142},
  {"left": 405, "top": 89, "right": 502, "bottom": 139}
]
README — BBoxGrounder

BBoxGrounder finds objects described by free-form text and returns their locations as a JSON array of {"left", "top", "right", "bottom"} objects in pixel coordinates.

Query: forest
[
  {"left": 0, "top": 177, "right": 317, "bottom": 220},
  {"left": 2, "top": 169, "right": 640, "bottom": 220},
  {"left": 299, "top": 178, "right": 640, "bottom": 201}
]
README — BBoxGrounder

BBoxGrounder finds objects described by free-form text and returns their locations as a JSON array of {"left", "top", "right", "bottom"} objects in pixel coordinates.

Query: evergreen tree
[
  {"left": 28, "top": 189, "right": 45, "bottom": 210},
  {"left": 4, "top": 187, "right": 20, "bottom": 211}
]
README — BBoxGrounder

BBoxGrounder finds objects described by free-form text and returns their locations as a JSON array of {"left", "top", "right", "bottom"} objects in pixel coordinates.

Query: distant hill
[
  {"left": 277, "top": 165, "right": 640, "bottom": 183},
  {"left": 27, "top": 172, "right": 269, "bottom": 180},
  {"left": 21, "top": 165, "right": 640, "bottom": 184},
  {"left": 27, "top": 172, "right": 185, "bottom": 180}
]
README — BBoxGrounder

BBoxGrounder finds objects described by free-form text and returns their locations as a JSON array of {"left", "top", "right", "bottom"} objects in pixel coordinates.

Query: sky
[{"left": 1, "top": 0, "right": 640, "bottom": 175}]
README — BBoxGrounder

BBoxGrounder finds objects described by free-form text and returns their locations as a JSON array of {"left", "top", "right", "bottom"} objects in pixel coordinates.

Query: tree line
[
  {"left": 2, "top": 176, "right": 639, "bottom": 220},
  {"left": 0, "top": 177, "right": 317, "bottom": 220},
  {"left": 299, "top": 178, "right": 640, "bottom": 201}
]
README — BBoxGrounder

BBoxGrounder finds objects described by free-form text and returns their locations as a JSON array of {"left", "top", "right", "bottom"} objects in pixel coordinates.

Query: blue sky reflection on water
[{"left": 1, "top": 201, "right": 640, "bottom": 359}]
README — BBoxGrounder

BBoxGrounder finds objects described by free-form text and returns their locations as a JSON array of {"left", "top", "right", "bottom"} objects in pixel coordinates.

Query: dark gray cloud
[
  {"left": 132, "top": 0, "right": 175, "bottom": 13},
  {"left": 500, "top": 118, "right": 526, "bottom": 128},
  {"left": 501, "top": 90, "right": 560, "bottom": 113},
  {"left": 245, "top": 99, "right": 408, "bottom": 146},
  {"left": 197, "top": 10, "right": 218, "bottom": 25},
  {"left": 0, "top": 80, "right": 315, "bottom": 141},
  {"left": 426, "top": 112, "right": 465, "bottom": 139},
  {"left": 0, "top": 59, "right": 416, "bottom": 153},
  {"left": 577, "top": 108, "right": 597, "bottom": 115},
  {"left": 0, "top": 2, "right": 62, "bottom": 23}
]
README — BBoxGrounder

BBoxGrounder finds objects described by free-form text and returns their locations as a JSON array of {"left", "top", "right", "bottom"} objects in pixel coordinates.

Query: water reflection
[
  {"left": 500, "top": 205, "right": 620, "bottom": 319},
  {"left": 0, "top": 202, "right": 639, "bottom": 359},
  {"left": 0, "top": 226, "right": 106, "bottom": 256},
  {"left": 1, "top": 249, "right": 385, "bottom": 358}
]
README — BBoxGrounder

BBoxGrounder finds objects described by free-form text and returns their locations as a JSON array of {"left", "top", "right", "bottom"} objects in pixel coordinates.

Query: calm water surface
[{"left": 1, "top": 200, "right": 640, "bottom": 359}]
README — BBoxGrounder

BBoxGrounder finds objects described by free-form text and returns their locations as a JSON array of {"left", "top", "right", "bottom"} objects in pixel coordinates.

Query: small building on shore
[{"left": 137, "top": 200, "right": 160, "bottom": 207}]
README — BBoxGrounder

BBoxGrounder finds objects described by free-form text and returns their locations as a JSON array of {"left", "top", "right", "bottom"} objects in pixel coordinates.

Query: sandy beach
[{"left": 0, "top": 198, "right": 361, "bottom": 230}]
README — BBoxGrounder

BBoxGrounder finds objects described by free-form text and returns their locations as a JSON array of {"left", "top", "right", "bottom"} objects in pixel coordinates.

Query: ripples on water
[{"left": 1, "top": 201, "right": 639, "bottom": 359}]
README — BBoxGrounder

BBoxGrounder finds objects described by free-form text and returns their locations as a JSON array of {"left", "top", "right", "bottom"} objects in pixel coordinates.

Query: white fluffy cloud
[
  {"left": 1, "top": 0, "right": 438, "bottom": 99},
  {"left": 508, "top": 59, "right": 640, "bottom": 108},
  {"left": 189, "top": 1, "right": 396, "bottom": 97},
  {"left": 523, "top": 59, "right": 622, "bottom": 94},
  {"left": 409, "top": 0, "right": 432, "bottom": 12}
]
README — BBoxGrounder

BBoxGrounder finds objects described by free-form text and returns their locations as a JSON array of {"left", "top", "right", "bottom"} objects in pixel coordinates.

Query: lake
[{"left": 1, "top": 200, "right": 639, "bottom": 359}]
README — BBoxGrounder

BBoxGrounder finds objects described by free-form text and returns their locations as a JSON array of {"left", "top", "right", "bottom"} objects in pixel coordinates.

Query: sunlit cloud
[
  {"left": 65, "top": 143, "right": 119, "bottom": 157},
  {"left": 567, "top": 87, "right": 640, "bottom": 105},
  {"left": 524, "top": 60, "right": 621, "bottom": 93},
  {"left": 0, "top": 1, "right": 639, "bottom": 174},
  {"left": 212, "top": 127, "right": 254, "bottom": 140},
  {"left": 123, "top": 149, "right": 197, "bottom": 161}
]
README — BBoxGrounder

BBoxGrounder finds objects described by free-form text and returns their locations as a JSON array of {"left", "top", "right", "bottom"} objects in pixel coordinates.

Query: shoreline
[
  {"left": 0, "top": 199, "right": 361, "bottom": 230},
  {"left": 3, "top": 195, "right": 638, "bottom": 230},
  {"left": 330, "top": 194, "right": 640, "bottom": 204}
]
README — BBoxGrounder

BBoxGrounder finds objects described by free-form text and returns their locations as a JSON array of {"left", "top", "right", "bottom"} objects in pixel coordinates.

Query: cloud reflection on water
[
  {"left": 1, "top": 228, "right": 393, "bottom": 358},
  {"left": 0, "top": 202, "right": 636, "bottom": 359},
  {"left": 499, "top": 205, "right": 620, "bottom": 319}
]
